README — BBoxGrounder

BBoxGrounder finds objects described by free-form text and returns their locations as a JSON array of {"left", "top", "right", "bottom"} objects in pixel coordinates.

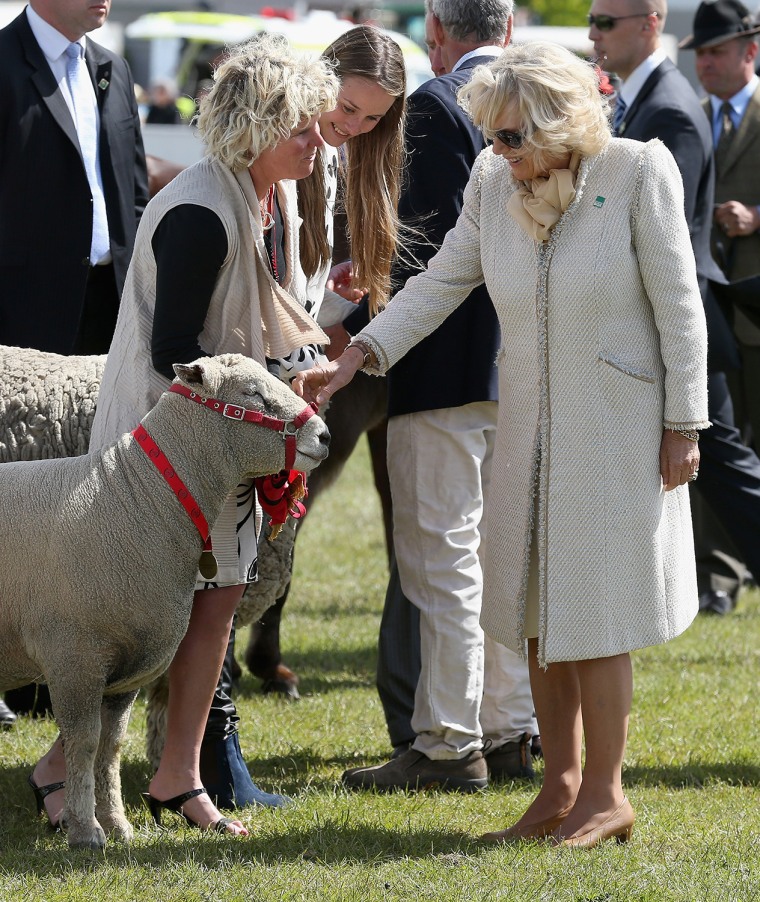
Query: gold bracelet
[{"left": 671, "top": 428, "right": 699, "bottom": 442}]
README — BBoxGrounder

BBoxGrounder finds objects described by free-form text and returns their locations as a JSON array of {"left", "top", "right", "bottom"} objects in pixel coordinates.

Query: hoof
[
  {"left": 102, "top": 817, "right": 134, "bottom": 842},
  {"left": 261, "top": 677, "right": 300, "bottom": 700},
  {"left": 260, "top": 663, "right": 299, "bottom": 700},
  {"left": 67, "top": 823, "right": 107, "bottom": 849}
]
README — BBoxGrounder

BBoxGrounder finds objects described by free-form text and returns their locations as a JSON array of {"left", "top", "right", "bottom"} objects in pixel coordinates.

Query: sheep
[
  {"left": 0, "top": 353, "right": 329, "bottom": 849},
  {"left": 0, "top": 343, "right": 389, "bottom": 758},
  {"left": 0, "top": 345, "right": 105, "bottom": 463}
]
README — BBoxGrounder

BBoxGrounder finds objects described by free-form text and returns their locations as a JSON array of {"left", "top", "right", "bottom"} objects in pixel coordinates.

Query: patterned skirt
[{"left": 195, "top": 478, "right": 261, "bottom": 591}]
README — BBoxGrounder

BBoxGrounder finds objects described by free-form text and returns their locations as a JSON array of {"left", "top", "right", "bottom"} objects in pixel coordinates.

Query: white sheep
[
  {"left": 0, "top": 343, "right": 387, "bottom": 759},
  {"left": 0, "top": 353, "right": 329, "bottom": 849},
  {"left": 0, "top": 345, "right": 105, "bottom": 463},
  {"left": 0, "top": 345, "right": 291, "bottom": 630}
]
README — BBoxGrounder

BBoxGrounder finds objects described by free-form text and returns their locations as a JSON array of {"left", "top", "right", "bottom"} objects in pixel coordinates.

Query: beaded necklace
[{"left": 260, "top": 184, "right": 280, "bottom": 283}]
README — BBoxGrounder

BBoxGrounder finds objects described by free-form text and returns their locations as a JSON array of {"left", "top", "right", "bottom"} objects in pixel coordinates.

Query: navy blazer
[
  {"left": 0, "top": 11, "right": 148, "bottom": 353},
  {"left": 385, "top": 55, "right": 500, "bottom": 418},
  {"left": 617, "top": 57, "right": 734, "bottom": 370},
  {"left": 617, "top": 59, "right": 723, "bottom": 285}
]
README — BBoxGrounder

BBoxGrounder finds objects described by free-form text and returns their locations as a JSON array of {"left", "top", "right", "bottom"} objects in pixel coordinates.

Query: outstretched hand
[{"left": 292, "top": 346, "right": 365, "bottom": 406}]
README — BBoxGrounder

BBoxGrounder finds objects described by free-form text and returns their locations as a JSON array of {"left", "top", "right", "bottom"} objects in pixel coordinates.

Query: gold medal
[{"left": 199, "top": 550, "right": 218, "bottom": 580}]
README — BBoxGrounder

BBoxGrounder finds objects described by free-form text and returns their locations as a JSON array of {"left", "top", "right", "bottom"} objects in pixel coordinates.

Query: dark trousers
[
  {"left": 694, "top": 370, "right": 760, "bottom": 581},
  {"left": 73, "top": 263, "right": 120, "bottom": 355},
  {"left": 376, "top": 556, "right": 420, "bottom": 749}
]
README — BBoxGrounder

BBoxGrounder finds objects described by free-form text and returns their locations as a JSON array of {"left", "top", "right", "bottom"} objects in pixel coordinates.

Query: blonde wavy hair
[
  {"left": 458, "top": 42, "right": 611, "bottom": 172},
  {"left": 196, "top": 34, "right": 339, "bottom": 172},
  {"left": 298, "top": 25, "right": 407, "bottom": 314}
]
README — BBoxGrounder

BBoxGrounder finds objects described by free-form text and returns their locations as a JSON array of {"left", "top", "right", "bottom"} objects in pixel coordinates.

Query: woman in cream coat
[{"left": 295, "top": 43, "right": 709, "bottom": 848}]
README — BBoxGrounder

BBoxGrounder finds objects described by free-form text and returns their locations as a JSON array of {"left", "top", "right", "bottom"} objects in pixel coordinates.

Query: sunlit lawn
[{"left": 1, "top": 438, "right": 758, "bottom": 901}]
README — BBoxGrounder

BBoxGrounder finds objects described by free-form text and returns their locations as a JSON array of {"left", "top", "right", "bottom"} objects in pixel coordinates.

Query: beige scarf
[
  {"left": 507, "top": 152, "right": 582, "bottom": 242},
  {"left": 234, "top": 170, "right": 327, "bottom": 360}
]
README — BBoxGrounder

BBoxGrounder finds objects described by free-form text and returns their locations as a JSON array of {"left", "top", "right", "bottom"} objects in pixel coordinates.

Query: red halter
[
  {"left": 168, "top": 383, "right": 319, "bottom": 470},
  {"left": 132, "top": 386, "right": 321, "bottom": 578}
]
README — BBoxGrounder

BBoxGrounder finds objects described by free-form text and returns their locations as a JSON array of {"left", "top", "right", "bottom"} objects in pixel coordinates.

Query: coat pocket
[{"left": 598, "top": 353, "right": 656, "bottom": 384}]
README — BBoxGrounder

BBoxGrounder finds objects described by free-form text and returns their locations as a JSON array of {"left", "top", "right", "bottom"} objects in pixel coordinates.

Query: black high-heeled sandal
[
  {"left": 28, "top": 774, "right": 65, "bottom": 830},
  {"left": 141, "top": 787, "right": 238, "bottom": 833}
]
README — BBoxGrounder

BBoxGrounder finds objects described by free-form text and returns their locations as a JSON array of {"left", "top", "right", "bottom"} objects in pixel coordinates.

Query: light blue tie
[
  {"left": 65, "top": 42, "right": 109, "bottom": 264},
  {"left": 612, "top": 96, "right": 627, "bottom": 135}
]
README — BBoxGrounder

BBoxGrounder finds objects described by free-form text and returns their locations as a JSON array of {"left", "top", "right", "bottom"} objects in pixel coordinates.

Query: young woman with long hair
[{"left": 299, "top": 24, "right": 408, "bottom": 317}]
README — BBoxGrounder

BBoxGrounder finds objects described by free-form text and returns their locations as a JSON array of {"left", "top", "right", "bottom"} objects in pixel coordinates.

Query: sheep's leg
[
  {"left": 144, "top": 672, "right": 170, "bottom": 771},
  {"left": 95, "top": 690, "right": 138, "bottom": 841},
  {"left": 48, "top": 679, "right": 107, "bottom": 849}
]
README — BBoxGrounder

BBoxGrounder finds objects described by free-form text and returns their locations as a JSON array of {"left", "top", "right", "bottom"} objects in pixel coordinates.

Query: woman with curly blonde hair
[
  {"left": 29, "top": 34, "right": 338, "bottom": 837},
  {"left": 295, "top": 41, "right": 709, "bottom": 848}
]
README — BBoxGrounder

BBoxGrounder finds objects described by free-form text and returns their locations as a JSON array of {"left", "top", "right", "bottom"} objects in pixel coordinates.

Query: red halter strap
[
  {"left": 131, "top": 387, "right": 320, "bottom": 574},
  {"left": 169, "top": 384, "right": 319, "bottom": 470},
  {"left": 132, "top": 423, "right": 212, "bottom": 551}
]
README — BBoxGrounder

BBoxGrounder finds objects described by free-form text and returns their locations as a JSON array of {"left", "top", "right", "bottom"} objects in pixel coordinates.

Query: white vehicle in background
[{"left": 126, "top": 10, "right": 433, "bottom": 165}]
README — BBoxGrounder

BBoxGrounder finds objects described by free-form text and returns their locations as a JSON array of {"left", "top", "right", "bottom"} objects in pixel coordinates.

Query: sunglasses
[
  {"left": 493, "top": 129, "right": 524, "bottom": 149},
  {"left": 587, "top": 11, "right": 657, "bottom": 31}
]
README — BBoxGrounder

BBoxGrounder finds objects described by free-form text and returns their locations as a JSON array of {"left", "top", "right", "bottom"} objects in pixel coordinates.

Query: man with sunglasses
[
  {"left": 340, "top": 0, "right": 539, "bottom": 793},
  {"left": 589, "top": 1, "right": 717, "bottom": 278},
  {"left": 590, "top": 0, "right": 760, "bottom": 615}
]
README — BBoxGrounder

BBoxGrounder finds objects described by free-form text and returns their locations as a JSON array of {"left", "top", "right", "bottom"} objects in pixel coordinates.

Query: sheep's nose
[{"left": 320, "top": 427, "right": 331, "bottom": 449}]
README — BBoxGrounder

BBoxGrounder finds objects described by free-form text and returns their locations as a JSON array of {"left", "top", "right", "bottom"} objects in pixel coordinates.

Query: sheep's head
[{"left": 172, "top": 354, "right": 330, "bottom": 477}]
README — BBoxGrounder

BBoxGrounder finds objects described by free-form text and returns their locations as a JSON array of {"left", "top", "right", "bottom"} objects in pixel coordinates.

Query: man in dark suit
[
  {"left": 340, "top": 0, "right": 537, "bottom": 793},
  {"left": 0, "top": 0, "right": 148, "bottom": 356},
  {"left": 590, "top": 0, "right": 760, "bottom": 612}
]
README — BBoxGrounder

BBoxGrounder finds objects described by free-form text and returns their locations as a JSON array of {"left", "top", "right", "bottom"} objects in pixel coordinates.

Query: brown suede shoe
[
  {"left": 485, "top": 733, "right": 535, "bottom": 781},
  {"left": 342, "top": 748, "right": 488, "bottom": 792}
]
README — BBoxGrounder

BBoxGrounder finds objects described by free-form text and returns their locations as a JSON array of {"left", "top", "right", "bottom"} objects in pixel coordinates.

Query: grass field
[{"left": 1, "top": 437, "right": 758, "bottom": 901}]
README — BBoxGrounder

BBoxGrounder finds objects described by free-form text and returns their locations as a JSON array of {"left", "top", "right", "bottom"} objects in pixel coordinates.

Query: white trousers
[{"left": 387, "top": 401, "right": 536, "bottom": 760}]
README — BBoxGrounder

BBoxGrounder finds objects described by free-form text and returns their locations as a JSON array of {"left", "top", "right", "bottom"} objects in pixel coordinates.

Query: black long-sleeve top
[{"left": 149, "top": 198, "right": 286, "bottom": 381}]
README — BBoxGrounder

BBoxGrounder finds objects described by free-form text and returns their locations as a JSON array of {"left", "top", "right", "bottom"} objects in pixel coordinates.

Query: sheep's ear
[{"left": 173, "top": 363, "right": 205, "bottom": 385}]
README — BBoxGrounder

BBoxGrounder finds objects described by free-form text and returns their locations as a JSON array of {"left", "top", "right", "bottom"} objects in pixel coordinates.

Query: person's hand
[
  {"left": 292, "top": 346, "right": 364, "bottom": 406},
  {"left": 322, "top": 323, "right": 351, "bottom": 361},
  {"left": 660, "top": 429, "right": 700, "bottom": 491},
  {"left": 714, "top": 201, "right": 760, "bottom": 239},
  {"left": 327, "top": 261, "right": 366, "bottom": 303}
]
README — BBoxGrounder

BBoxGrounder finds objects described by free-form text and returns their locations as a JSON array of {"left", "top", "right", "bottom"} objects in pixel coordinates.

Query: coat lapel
[
  {"left": 719, "top": 83, "right": 760, "bottom": 175},
  {"left": 616, "top": 61, "right": 669, "bottom": 137},
  {"left": 18, "top": 14, "right": 79, "bottom": 151},
  {"left": 85, "top": 40, "right": 112, "bottom": 112}
]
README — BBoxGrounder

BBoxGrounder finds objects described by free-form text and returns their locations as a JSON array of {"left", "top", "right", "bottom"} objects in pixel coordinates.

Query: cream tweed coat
[{"left": 360, "top": 138, "right": 709, "bottom": 665}]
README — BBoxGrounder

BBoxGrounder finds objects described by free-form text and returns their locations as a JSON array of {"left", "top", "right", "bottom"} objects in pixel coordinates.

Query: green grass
[{"left": 1, "top": 438, "right": 759, "bottom": 901}]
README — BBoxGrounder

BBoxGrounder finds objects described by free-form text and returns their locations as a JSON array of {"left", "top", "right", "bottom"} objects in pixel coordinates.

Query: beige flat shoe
[
  {"left": 553, "top": 797, "right": 635, "bottom": 849},
  {"left": 480, "top": 806, "right": 573, "bottom": 843}
]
